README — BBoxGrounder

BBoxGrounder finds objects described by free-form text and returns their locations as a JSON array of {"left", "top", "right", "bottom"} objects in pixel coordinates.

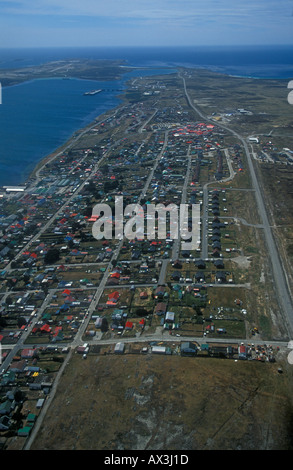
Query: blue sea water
[
  {"left": 0, "top": 45, "right": 292, "bottom": 186},
  {"left": 0, "top": 67, "right": 175, "bottom": 186}
]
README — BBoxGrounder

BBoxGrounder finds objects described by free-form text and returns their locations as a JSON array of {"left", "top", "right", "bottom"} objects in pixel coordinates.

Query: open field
[
  {"left": 182, "top": 68, "right": 293, "bottom": 137},
  {"left": 29, "top": 351, "right": 293, "bottom": 450},
  {"left": 258, "top": 164, "right": 293, "bottom": 294}
]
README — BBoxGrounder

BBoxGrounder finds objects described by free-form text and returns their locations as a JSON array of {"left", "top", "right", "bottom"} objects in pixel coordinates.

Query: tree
[
  {"left": 67, "top": 239, "right": 74, "bottom": 249},
  {"left": 5, "top": 296, "right": 13, "bottom": 305},
  {"left": 0, "top": 315, "right": 7, "bottom": 329},
  {"left": 44, "top": 248, "right": 60, "bottom": 264},
  {"left": 17, "top": 317, "right": 27, "bottom": 328}
]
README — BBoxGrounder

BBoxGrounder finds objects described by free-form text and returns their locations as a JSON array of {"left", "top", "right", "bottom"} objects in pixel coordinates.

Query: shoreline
[
  {"left": 27, "top": 104, "right": 122, "bottom": 184},
  {"left": 1, "top": 65, "right": 290, "bottom": 190}
]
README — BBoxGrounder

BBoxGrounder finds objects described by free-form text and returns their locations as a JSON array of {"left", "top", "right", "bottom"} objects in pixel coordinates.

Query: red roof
[
  {"left": 40, "top": 324, "right": 51, "bottom": 332},
  {"left": 111, "top": 272, "right": 120, "bottom": 278},
  {"left": 108, "top": 291, "right": 120, "bottom": 300}
]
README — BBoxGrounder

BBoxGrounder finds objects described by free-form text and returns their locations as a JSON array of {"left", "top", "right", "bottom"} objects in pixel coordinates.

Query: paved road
[
  {"left": 180, "top": 72, "right": 293, "bottom": 338},
  {"left": 171, "top": 144, "right": 192, "bottom": 260},
  {"left": 201, "top": 148, "right": 237, "bottom": 259}
]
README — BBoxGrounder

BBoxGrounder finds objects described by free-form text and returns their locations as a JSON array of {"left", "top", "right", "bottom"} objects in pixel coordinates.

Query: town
[{"left": 0, "top": 68, "right": 292, "bottom": 449}]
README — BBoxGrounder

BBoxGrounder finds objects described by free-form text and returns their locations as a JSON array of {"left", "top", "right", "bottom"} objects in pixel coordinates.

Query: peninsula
[{"left": 0, "top": 58, "right": 132, "bottom": 87}]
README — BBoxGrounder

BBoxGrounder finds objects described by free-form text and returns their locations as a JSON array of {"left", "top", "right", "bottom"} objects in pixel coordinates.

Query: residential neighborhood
[{"left": 0, "top": 72, "right": 290, "bottom": 450}]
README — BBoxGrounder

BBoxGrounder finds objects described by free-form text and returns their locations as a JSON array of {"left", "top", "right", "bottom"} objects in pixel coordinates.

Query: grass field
[{"left": 30, "top": 350, "right": 293, "bottom": 450}]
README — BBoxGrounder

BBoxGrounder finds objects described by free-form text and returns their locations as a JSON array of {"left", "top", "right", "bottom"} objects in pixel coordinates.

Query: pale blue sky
[{"left": 0, "top": 0, "right": 292, "bottom": 48}]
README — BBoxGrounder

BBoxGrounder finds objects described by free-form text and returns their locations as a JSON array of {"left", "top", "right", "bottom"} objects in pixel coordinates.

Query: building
[
  {"left": 17, "top": 426, "right": 31, "bottom": 437},
  {"left": 165, "top": 311, "right": 175, "bottom": 323},
  {"left": 238, "top": 344, "right": 248, "bottom": 360},
  {"left": 114, "top": 342, "right": 125, "bottom": 354},
  {"left": 180, "top": 342, "right": 198, "bottom": 357},
  {"left": 21, "top": 348, "right": 38, "bottom": 359},
  {"left": 154, "top": 302, "right": 167, "bottom": 315},
  {"left": 36, "top": 399, "right": 45, "bottom": 409},
  {"left": 151, "top": 346, "right": 166, "bottom": 355}
]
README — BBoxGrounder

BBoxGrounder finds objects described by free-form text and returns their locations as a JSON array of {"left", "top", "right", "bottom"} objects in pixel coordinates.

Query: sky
[{"left": 0, "top": 0, "right": 292, "bottom": 48}]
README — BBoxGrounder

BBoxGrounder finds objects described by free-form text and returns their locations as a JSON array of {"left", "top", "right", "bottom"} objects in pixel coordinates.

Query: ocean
[{"left": 0, "top": 45, "right": 292, "bottom": 186}]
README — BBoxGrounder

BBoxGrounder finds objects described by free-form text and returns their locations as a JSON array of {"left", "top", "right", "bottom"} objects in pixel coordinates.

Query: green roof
[
  {"left": 27, "top": 413, "right": 36, "bottom": 422},
  {"left": 18, "top": 426, "right": 31, "bottom": 436}
]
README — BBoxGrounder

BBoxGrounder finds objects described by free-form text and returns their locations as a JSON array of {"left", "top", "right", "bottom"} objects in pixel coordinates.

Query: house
[
  {"left": 110, "top": 272, "right": 120, "bottom": 279},
  {"left": 195, "top": 259, "right": 206, "bottom": 269},
  {"left": 40, "top": 324, "right": 51, "bottom": 334},
  {"left": 0, "top": 400, "right": 14, "bottom": 416},
  {"left": 212, "top": 248, "right": 221, "bottom": 258},
  {"left": 0, "top": 371, "right": 16, "bottom": 386},
  {"left": 212, "top": 241, "right": 221, "bottom": 250},
  {"left": 107, "top": 277, "right": 119, "bottom": 286},
  {"left": 212, "top": 228, "right": 221, "bottom": 236},
  {"left": 27, "top": 413, "right": 36, "bottom": 423},
  {"left": 155, "top": 286, "right": 166, "bottom": 298},
  {"left": 0, "top": 416, "right": 11, "bottom": 431},
  {"left": 182, "top": 250, "right": 191, "bottom": 258},
  {"left": 114, "top": 342, "right": 125, "bottom": 354},
  {"left": 214, "top": 259, "right": 224, "bottom": 269},
  {"left": 171, "top": 271, "right": 181, "bottom": 281},
  {"left": 180, "top": 342, "right": 198, "bottom": 357},
  {"left": 125, "top": 321, "right": 133, "bottom": 330},
  {"left": 62, "top": 289, "right": 71, "bottom": 296},
  {"left": 205, "top": 323, "right": 215, "bottom": 333},
  {"left": 165, "top": 311, "right": 175, "bottom": 323},
  {"left": 17, "top": 426, "right": 31, "bottom": 437},
  {"left": 238, "top": 344, "right": 248, "bottom": 360},
  {"left": 139, "top": 291, "right": 148, "bottom": 299},
  {"left": 195, "top": 271, "right": 205, "bottom": 282},
  {"left": 107, "top": 291, "right": 120, "bottom": 304},
  {"left": 152, "top": 346, "right": 167, "bottom": 354},
  {"left": 173, "top": 259, "right": 182, "bottom": 269},
  {"left": 139, "top": 318, "right": 145, "bottom": 328},
  {"left": 112, "top": 310, "right": 123, "bottom": 321},
  {"left": 21, "top": 348, "right": 37, "bottom": 359},
  {"left": 154, "top": 302, "right": 167, "bottom": 315},
  {"left": 9, "top": 360, "right": 26, "bottom": 374},
  {"left": 216, "top": 271, "right": 226, "bottom": 283},
  {"left": 36, "top": 399, "right": 45, "bottom": 409},
  {"left": 29, "top": 383, "right": 42, "bottom": 391}
]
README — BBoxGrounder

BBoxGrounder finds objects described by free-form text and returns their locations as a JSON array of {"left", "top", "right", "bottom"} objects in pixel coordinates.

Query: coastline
[
  {"left": 27, "top": 104, "right": 122, "bottom": 184},
  {"left": 2, "top": 64, "right": 291, "bottom": 190}
]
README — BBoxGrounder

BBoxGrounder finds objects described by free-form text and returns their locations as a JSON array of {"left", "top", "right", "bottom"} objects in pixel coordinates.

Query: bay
[
  {"left": 0, "top": 45, "right": 292, "bottom": 79},
  {"left": 0, "top": 44, "right": 292, "bottom": 186},
  {"left": 0, "top": 68, "right": 175, "bottom": 186}
]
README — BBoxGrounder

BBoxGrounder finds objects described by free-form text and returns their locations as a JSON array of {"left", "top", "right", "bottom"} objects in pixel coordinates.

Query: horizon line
[{"left": 0, "top": 44, "right": 293, "bottom": 50}]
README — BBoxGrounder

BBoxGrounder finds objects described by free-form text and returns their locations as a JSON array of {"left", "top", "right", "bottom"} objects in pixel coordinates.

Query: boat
[{"left": 83, "top": 89, "right": 102, "bottom": 96}]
